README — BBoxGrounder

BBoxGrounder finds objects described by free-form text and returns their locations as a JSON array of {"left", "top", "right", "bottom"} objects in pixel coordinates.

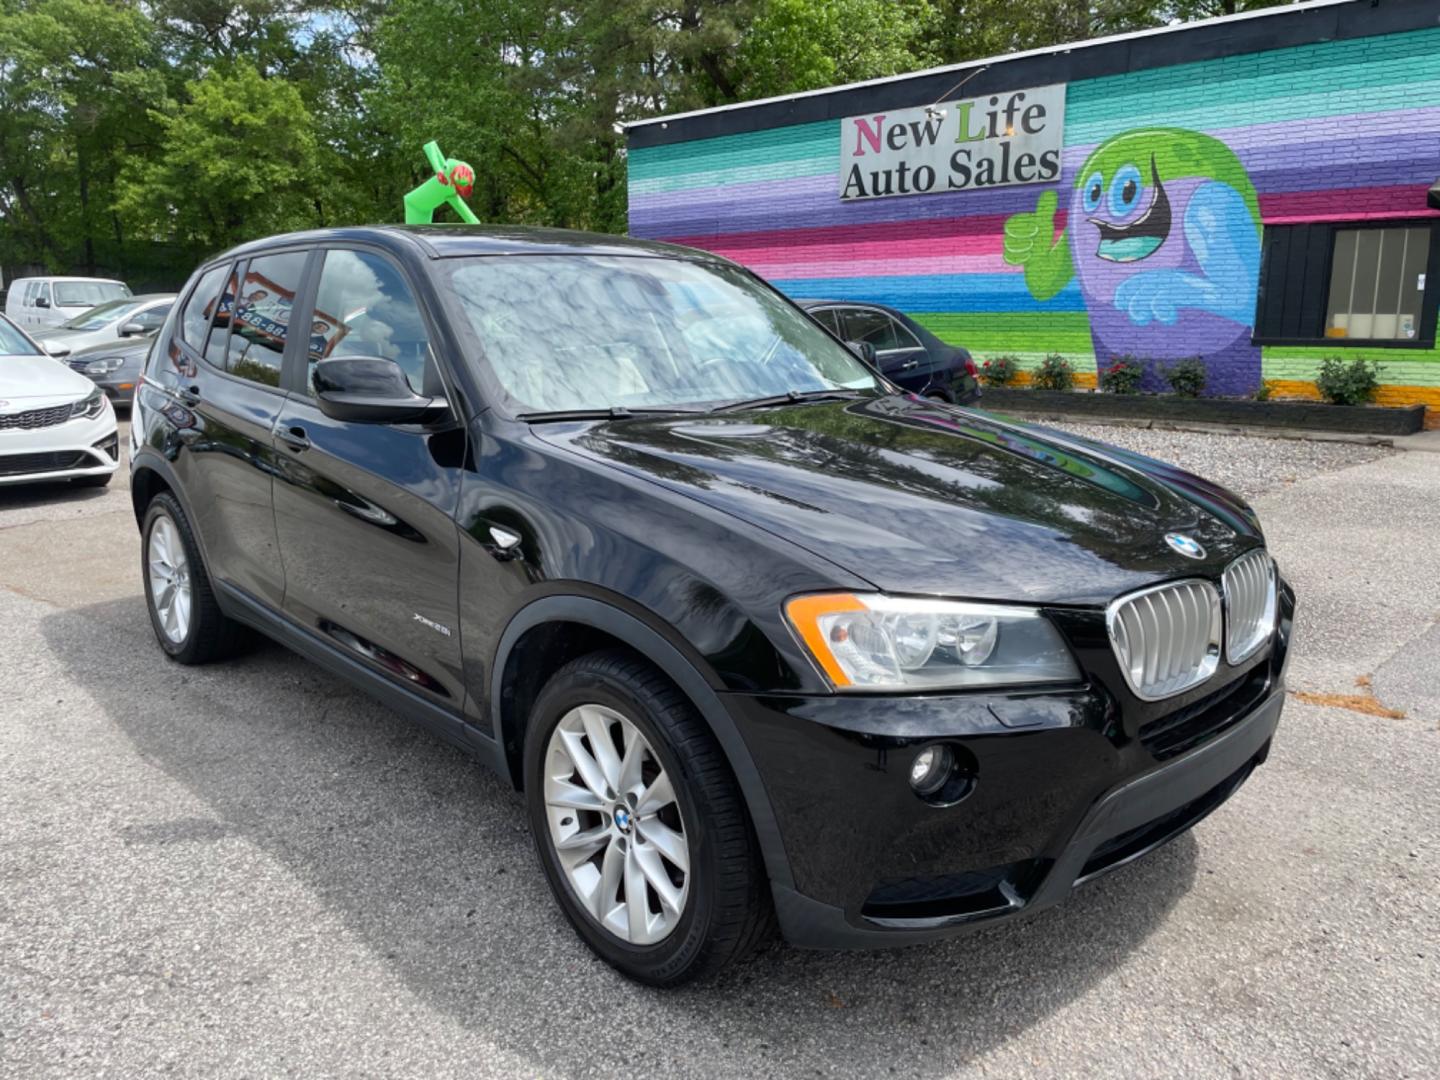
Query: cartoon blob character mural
[{"left": 1004, "top": 128, "right": 1262, "bottom": 395}]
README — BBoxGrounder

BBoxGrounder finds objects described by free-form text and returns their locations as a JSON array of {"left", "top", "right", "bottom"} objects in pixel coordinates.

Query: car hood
[
  {"left": 31, "top": 326, "right": 107, "bottom": 348},
  {"left": 0, "top": 354, "right": 96, "bottom": 407},
  {"left": 535, "top": 395, "right": 1264, "bottom": 606}
]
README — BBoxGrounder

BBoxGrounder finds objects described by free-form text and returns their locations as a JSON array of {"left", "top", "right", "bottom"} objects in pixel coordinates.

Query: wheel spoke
[
  {"left": 624, "top": 845, "right": 651, "bottom": 942},
  {"left": 636, "top": 771, "right": 675, "bottom": 816},
  {"left": 594, "top": 837, "right": 624, "bottom": 922},
  {"left": 616, "top": 725, "right": 646, "bottom": 797},
  {"left": 633, "top": 845, "right": 684, "bottom": 915},
  {"left": 554, "top": 826, "right": 608, "bottom": 867},
  {"left": 637, "top": 817, "right": 688, "bottom": 873},
  {"left": 580, "top": 706, "right": 622, "bottom": 791},
  {"left": 545, "top": 779, "right": 604, "bottom": 811},
  {"left": 557, "top": 726, "right": 609, "bottom": 799}
]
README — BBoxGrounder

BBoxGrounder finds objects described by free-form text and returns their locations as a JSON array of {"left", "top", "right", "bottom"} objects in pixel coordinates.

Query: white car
[
  {"left": 31, "top": 294, "right": 175, "bottom": 356},
  {"left": 0, "top": 313, "right": 120, "bottom": 488},
  {"left": 4, "top": 276, "right": 131, "bottom": 329}
]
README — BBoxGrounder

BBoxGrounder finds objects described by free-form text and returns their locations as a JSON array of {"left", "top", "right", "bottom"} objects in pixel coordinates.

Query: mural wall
[{"left": 628, "top": 25, "right": 1440, "bottom": 410}]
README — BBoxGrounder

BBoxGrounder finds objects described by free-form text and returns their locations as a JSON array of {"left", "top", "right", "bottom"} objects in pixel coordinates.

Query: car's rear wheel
[
  {"left": 524, "top": 649, "right": 773, "bottom": 985},
  {"left": 141, "top": 492, "right": 246, "bottom": 664}
]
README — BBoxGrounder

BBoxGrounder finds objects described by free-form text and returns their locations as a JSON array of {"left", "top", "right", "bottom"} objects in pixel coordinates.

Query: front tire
[
  {"left": 524, "top": 649, "right": 773, "bottom": 985},
  {"left": 141, "top": 492, "right": 246, "bottom": 664}
]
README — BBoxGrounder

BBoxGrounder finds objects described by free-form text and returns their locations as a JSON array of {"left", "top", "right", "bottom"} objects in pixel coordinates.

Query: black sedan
[
  {"left": 65, "top": 332, "right": 153, "bottom": 407},
  {"left": 798, "top": 298, "right": 980, "bottom": 404}
]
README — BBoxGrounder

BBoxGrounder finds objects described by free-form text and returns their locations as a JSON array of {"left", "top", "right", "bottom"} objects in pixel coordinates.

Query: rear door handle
[{"left": 275, "top": 424, "right": 310, "bottom": 452}]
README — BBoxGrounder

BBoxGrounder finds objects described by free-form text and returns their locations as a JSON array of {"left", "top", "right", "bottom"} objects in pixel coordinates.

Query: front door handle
[{"left": 275, "top": 424, "right": 310, "bottom": 452}]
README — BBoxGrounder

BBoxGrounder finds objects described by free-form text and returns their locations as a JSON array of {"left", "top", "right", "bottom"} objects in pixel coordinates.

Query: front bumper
[
  {"left": 0, "top": 403, "right": 120, "bottom": 485},
  {"left": 728, "top": 581, "right": 1293, "bottom": 949}
]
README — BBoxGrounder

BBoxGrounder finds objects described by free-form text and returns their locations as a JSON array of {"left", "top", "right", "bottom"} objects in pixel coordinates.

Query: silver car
[{"left": 31, "top": 294, "right": 175, "bottom": 357}]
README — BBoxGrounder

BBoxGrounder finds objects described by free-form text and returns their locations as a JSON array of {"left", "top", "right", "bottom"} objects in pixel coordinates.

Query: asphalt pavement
[{"left": 1, "top": 420, "right": 1437, "bottom": 1079}]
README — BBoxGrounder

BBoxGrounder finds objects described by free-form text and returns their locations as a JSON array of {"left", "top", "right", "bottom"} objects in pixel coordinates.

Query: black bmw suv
[{"left": 131, "top": 226, "right": 1293, "bottom": 986}]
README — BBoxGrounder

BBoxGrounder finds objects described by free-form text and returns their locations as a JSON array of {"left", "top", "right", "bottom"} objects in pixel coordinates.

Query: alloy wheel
[
  {"left": 542, "top": 703, "right": 691, "bottom": 945},
  {"left": 147, "top": 515, "right": 192, "bottom": 644}
]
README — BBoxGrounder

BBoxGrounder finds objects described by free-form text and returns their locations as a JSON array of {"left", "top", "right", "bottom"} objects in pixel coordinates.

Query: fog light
[{"left": 909, "top": 744, "right": 952, "bottom": 796}]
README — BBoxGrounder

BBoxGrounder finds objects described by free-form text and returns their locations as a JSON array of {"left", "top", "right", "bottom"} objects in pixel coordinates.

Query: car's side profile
[
  {"left": 32, "top": 294, "right": 174, "bottom": 357},
  {"left": 131, "top": 225, "right": 1290, "bottom": 986},
  {"left": 4, "top": 276, "right": 131, "bottom": 329},
  {"left": 0, "top": 313, "right": 120, "bottom": 487},
  {"left": 798, "top": 298, "right": 980, "bottom": 404}
]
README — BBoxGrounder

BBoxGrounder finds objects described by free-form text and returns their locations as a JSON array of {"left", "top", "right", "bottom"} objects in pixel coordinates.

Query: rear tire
[
  {"left": 141, "top": 492, "right": 246, "bottom": 664},
  {"left": 524, "top": 649, "right": 774, "bottom": 985}
]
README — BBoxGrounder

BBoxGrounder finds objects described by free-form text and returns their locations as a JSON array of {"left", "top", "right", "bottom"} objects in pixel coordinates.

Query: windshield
[
  {"left": 60, "top": 298, "right": 145, "bottom": 331},
  {"left": 444, "top": 255, "right": 878, "bottom": 413},
  {"left": 54, "top": 281, "right": 130, "bottom": 309},
  {"left": 0, "top": 317, "right": 38, "bottom": 356}
]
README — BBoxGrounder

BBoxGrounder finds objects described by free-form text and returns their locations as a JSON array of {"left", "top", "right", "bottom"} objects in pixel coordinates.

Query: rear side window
[
  {"left": 180, "top": 265, "right": 228, "bottom": 348},
  {"left": 308, "top": 249, "right": 431, "bottom": 394},
  {"left": 205, "top": 263, "right": 242, "bottom": 370},
  {"left": 222, "top": 252, "right": 307, "bottom": 388},
  {"left": 841, "top": 308, "right": 902, "bottom": 352}
]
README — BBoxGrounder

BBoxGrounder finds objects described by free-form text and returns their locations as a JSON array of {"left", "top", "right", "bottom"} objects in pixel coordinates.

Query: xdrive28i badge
[{"left": 1164, "top": 533, "right": 1206, "bottom": 560}]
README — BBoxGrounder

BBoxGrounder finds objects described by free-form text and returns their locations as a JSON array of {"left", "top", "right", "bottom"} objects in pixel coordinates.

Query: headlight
[
  {"left": 71, "top": 388, "right": 105, "bottom": 419},
  {"left": 82, "top": 356, "right": 125, "bottom": 376},
  {"left": 784, "top": 593, "right": 1080, "bottom": 691}
]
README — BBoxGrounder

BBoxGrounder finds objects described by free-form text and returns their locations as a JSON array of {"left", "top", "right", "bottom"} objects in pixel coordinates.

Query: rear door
[
  {"left": 269, "top": 245, "right": 467, "bottom": 707},
  {"left": 149, "top": 250, "right": 311, "bottom": 609}
]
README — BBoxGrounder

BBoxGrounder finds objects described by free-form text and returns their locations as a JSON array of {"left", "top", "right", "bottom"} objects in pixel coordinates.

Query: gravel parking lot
[{"left": 2, "top": 420, "right": 1437, "bottom": 1079}]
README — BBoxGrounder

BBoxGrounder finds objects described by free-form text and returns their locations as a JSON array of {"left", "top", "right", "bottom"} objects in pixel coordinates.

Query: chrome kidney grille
[
  {"left": 1107, "top": 580, "right": 1223, "bottom": 701},
  {"left": 1223, "top": 549, "right": 1277, "bottom": 663}
]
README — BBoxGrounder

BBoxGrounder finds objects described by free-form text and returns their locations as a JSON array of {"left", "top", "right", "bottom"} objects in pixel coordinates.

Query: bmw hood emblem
[{"left": 1164, "top": 532, "right": 1206, "bottom": 560}]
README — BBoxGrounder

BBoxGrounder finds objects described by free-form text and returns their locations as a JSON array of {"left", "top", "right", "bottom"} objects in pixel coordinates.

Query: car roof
[
  {"left": 217, "top": 225, "right": 736, "bottom": 266},
  {"left": 11, "top": 276, "right": 126, "bottom": 284}
]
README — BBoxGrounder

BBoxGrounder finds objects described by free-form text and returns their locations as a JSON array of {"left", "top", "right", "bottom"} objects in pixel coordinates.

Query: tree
[{"left": 116, "top": 63, "right": 320, "bottom": 259}]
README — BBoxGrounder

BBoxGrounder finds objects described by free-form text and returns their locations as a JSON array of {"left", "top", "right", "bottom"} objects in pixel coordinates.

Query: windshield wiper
[
  {"left": 709, "top": 389, "right": 868, "bottom": 413},
  {"left": 516, "top": 405, "right": 704, "bottom": 423}
]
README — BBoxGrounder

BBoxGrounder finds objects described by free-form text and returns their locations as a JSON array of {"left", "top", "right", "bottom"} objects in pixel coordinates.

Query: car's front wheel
[
  {"left": 141, "top": 492, "right": 246, "bottom": 664},
  {"left": 524, "top": 649, "right": 773, "bottom": 985}
]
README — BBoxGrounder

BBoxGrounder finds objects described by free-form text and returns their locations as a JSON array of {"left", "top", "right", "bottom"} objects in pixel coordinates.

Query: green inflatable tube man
[{"left": 403, "top": 140, "right": 480, "bottom": 225}]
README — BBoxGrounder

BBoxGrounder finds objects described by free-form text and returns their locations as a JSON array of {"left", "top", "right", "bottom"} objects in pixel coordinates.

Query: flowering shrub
[
  {"left": 1099, "top": 356, "right": 1144, "bottom": 394},
  {"left": 1031, "top": 353, "right": 1074, "bottom": 392},
  {"left": 981, "top": 355, "right": 1019, "bottom": 386},
  {"left": 1315, "top": 356, "right": 1382, "bottom": 406}
]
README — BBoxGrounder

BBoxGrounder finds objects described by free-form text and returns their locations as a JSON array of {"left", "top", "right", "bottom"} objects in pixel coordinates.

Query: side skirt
[{"left": 214, "top": 580, "right": 506, "bottom": 776}]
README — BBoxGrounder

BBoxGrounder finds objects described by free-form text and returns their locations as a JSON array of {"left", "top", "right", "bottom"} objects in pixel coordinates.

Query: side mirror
[
  {"left": 119, "top": 321, "right": 147, "bottom": 337},
  {"left": 41, "top": 339, "right": 70, "bottom": 358},
  {"left": 847, "top": 340, "right": 877, "bottom": 366},
  {"left": 35, "top": 296, "right": 50, "bottom": 309},
  {"left": 313, "top": 356, "right": 447, "bottom": 424}
]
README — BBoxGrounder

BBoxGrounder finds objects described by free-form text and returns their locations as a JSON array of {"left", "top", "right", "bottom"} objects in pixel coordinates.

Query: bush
[
  {"left": 980, "top": 355, "right": 1019, "bottom": 386},
  {"left": 1314, "top": 356, "right": 1383, "bottom": 406},
  {"left": 1031, "top": 353, "right": 1074, "bottom": 392},
  {"left": 1163, "top": 357, "right": 1207, "bottom": 398},
  {"left": 1253, "top": 380, "right": 1273, "bottom": 401},
  {"left": 1099, "top": 356, "right": 1145, "bottom": 394}
]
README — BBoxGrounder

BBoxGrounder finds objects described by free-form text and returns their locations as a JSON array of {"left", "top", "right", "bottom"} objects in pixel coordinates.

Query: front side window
[
  {"left": 23, "top": 282, "right": 39, "bottom": 306},
  {"left": 53, "top": 281, "right": 128, "bottom": 308},
  {"left": 809, "top": 307, "right": 842, "bottom": 335},
  {"left": 1325, "top": 226, "right": 1431, "bottom": 341},
  {"left": 444, "top": 255, "right": 877, "bottom": 414},
  {"left": 308, "top": 250, "right": 430, "bottom": 395},
  {"left": 131, "top": 304, "right": 171, "bottom": 332},
  {"left": 223, "top": 252, "right": 308, "bottom": 388}
]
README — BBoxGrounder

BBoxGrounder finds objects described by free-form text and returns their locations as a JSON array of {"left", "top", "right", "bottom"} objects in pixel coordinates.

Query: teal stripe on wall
[{"left": 628, "top": 120, "right": 834, "bottom": 182}]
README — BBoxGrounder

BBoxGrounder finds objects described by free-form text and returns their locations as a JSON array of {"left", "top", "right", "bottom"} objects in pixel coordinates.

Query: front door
[
  {"left": 839, "top": 307, "right": 933, "bottom": 392},
  {"left": 269, "top": 247, "right": 467, "bottom": 707}
]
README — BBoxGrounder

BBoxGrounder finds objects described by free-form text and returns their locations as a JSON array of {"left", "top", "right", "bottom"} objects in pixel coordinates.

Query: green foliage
[
  {"left": 1099, "top": 356, "right": 1145, "bottom": 394},
  {"left": 1252, "top": 380, "right": 1273, "bottom": 401},
  {"left": 1314, "top": 356, "right": 1383, "bottom": 406},
  {"left": 1032, "top": 353, "right": 1074, "bottom": 392},
  {"left": 0, "top": 0, "right": 1302, "bottom": 287},
  {"left": 981, "top": 354, "right": 1020, "bottom": 386},
  {"left": 1163, "top": 357, "right": 1208, "bottom": 398}
]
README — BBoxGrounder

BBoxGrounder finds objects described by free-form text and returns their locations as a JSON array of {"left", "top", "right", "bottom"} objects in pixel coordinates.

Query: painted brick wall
[{"left": 629, "top": 24, "right": 1440, "bottom": 411}]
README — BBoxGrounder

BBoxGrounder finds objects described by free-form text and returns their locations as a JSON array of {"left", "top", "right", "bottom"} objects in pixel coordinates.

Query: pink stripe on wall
[
  {"left": 1260, "top": 185, "right": 1440, "bottom": 223},
  {"left": 748, "top": 252, "right": 1018, "bottom": 280},
  {"left": 670, "top": 212, "right": 1067, "bottom": 257}
]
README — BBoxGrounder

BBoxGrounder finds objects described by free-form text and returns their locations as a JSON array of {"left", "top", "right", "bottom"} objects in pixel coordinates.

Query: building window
[
  {"left": 1325, "top": 226, "right": 1430, "bottom": 341},
  {"left": 1254, "top": 221, "right": 1440, "bottom": 348}
]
